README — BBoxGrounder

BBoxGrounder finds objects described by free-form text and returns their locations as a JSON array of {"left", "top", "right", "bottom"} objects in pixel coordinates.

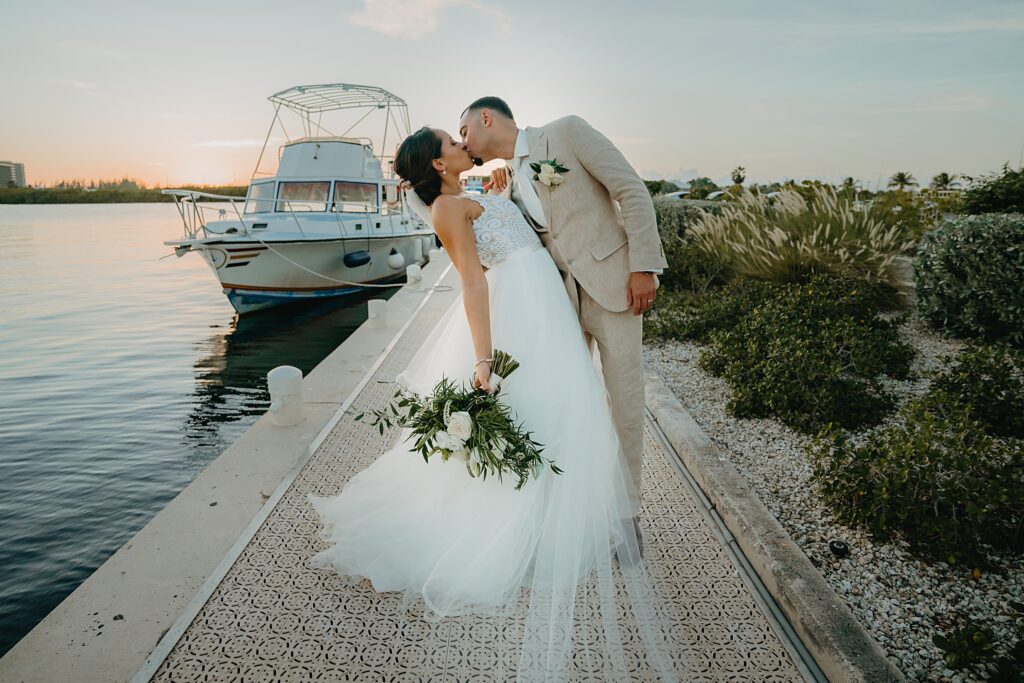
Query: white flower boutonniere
[{"left": 530, "top": 159, "right": 570, "bottom": 188}]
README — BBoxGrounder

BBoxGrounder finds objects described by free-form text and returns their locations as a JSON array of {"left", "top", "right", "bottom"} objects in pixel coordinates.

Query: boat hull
[{"left": 186, "top": 235, "right": 435, "bottom": 314}]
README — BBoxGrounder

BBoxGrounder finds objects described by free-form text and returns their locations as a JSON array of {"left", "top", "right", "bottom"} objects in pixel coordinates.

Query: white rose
[
  {"left": 435, "top": 430, "right": 464, "bottom": 451},
  {"left": 447, "top": 411, "right": 473, "bottom": 441},
  {"left": 547, "top": 172, "right": 563, "bottom": 186},
  {"left": 537, "top": 164, "right": 558, "bottom": 186},
  {"left": 452, "top": 446, "right": 470, "bottom": 463}
]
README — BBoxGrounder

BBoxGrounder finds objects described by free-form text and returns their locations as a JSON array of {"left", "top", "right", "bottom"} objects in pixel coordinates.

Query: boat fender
[
  {"left": 387, "top": 248, "right": 406, "bottom": 270},
  {"left": 343, "top": 250, "right": 371, "bottom": 268}
]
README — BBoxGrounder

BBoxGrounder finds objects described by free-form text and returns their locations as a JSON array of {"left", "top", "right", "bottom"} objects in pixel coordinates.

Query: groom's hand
[{"left": 626, "top": 272, "right": 657, "bottom": 315}]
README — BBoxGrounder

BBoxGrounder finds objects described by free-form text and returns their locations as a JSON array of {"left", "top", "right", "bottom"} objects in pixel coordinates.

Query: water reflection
[
  {"left": 183, "top": 289, "right": 400, "bottom": 467},
  {"left": 0, "top": 203, "right": 405, "bottom": 657}
]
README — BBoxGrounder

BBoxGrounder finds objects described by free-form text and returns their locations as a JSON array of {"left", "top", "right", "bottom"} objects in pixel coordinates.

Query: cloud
[
  {"left": 53, "top": 40, "right": 131, "bottom": 60},
  {"left": 348, "top": 0, "right": 509, "bottom": 39}
]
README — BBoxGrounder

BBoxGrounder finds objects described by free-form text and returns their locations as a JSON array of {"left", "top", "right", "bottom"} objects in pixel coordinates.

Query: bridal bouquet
[{"left": 354, "top": 349, "right": 563, "bottom": 490}]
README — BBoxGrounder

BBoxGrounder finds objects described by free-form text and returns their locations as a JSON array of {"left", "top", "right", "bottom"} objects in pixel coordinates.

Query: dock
[{"left": 0, "top": 250, "right": 887, "bottom": 682}]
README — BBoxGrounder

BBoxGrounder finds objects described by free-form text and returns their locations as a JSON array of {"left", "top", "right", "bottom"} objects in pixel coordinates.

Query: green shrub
[
  {"left": 650, "top": 273, "right": 913, "bottom": 432},
  {"left": 685, "top": 185, "right": 918, "bottom": 302},
  {"left": 808, "top": 341, "right": 1024, "bottom": 564},
  {"left": 643, "top": 278, "right": 777, "bottom": 343},
  {"left": 914, "top": 213, "right": 1024, "bottom": 347},
  {"left": 994, "top": 601, "right": 1024, "bottom": 680},
  {"left": 653, "top": 198, "right": 730, "bottom": 292},
  {"left": 932, "top": 621, "right": 997, "bottom": 670},
  {"left": 866, "top": 190, "right": 943, "bottom": 245},
  {"left": 807, "top": 402, "right": 1024, "bottom": 565},
  {"left": 644, "top": 179, "right": 680, "bottom": 196},
  {"left": 643, "top": 289, "right": 693, "bottom": 343},
  {"left": 921, "top": 342, "right": 1024, "bottom": 439},
  {"left": 963, "top": 162, "right": 1024, "bottom": 214}
]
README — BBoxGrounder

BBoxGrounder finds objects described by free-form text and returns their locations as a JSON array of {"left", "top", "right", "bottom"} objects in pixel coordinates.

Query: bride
[{"left": 306, "top": 127, "right": 683, "bottom": 681}]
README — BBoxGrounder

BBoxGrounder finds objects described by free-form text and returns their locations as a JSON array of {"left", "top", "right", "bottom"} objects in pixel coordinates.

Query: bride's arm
[{"left": 431, "top": 196, "right": 493, "bottom": 383}]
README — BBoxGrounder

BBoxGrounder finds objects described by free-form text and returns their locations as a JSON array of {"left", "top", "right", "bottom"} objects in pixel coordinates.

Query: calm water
[{"left": 0, "top": 204, "right": 402, "bottom": 656}]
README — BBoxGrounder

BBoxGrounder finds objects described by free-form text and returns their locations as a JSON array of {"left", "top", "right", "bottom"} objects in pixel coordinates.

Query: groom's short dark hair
[{"left": 461, "top": 96, "right": 514, "bottom": 121}]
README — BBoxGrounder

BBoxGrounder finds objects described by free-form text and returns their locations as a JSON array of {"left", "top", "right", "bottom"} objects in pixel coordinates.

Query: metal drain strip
[{"left": 645, "top": 406, "right": 829, "bottom": 683}]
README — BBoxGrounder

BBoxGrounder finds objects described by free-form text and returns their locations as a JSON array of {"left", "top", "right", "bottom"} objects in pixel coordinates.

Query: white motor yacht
[{"left": 163, "top": 83, "right": 436, "bottom": 314}]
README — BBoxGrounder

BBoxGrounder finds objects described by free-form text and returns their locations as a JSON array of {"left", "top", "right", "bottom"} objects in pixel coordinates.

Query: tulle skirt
[{"left": 307, "top": 242, "right": 681, "bottom": 680}]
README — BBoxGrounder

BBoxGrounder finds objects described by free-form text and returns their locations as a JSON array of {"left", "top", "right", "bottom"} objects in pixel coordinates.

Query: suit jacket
[{"left": 508, "top": 115, "right": 668, "bottom": 313}]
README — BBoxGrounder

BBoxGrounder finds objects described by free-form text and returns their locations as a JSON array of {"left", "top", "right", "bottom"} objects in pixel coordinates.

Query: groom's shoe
[{"left": 615, "top": 516, "right": 645, "bottom": 567}]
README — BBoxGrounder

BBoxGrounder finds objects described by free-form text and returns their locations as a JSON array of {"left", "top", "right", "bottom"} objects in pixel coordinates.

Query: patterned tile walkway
[{"left": 145, "top": 295, "right": 810, "bottom": 682}]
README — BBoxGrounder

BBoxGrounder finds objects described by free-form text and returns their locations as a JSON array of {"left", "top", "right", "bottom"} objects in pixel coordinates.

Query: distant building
[
  {"left": 461, "top": 174, "right": 489, "bottom": 193},
  {"left": 0, "top": 161, "right": 26, "bottom": 188},
  {"left": 923, "top": 188, "right": 963, "bottom": 200}
]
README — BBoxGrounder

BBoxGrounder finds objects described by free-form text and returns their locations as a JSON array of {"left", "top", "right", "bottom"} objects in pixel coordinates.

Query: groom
[{"left": 459, "top": 97, "right": 668, "bottom": 554}]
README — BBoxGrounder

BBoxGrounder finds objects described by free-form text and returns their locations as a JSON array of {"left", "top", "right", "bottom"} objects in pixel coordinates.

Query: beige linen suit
[{"left": 501, "top": 115, "right": 668, "bottom": 516}]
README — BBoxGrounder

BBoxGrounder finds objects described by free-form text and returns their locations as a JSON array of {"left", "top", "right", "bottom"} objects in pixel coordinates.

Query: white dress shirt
[{"left": 507, "top": 129, "right": 548, "bottom": 230}]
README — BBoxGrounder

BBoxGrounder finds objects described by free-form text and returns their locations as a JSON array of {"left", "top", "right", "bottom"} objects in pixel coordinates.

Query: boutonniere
[{"left": 530, "top": 159, "right": 570, "bottom": 188}]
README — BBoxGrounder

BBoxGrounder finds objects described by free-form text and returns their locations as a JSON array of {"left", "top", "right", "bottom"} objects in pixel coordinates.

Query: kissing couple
[{"left": 307, "top": 96, "right": 683, "bottom": 680}]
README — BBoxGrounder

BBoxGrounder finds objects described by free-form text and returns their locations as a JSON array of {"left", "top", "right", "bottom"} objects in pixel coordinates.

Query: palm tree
[
  {"left": 731, "top": 166, "right": 746, "bottom": 185},
  {"left": 930, "top": 172, "right": 960, "bottom": 190},
  {"left": 888, "top": 171, "right": 918, "bottom": 192}
]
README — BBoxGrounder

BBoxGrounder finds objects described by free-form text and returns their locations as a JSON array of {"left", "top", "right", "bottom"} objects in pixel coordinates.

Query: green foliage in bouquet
[{"left": 354, "top": 349, "right": 563, "bottom": 490}]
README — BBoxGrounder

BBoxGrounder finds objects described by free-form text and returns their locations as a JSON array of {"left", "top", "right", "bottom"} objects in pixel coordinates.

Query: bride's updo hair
[{"left": 394, "top": 127, "right": 444, "bottom": 206}]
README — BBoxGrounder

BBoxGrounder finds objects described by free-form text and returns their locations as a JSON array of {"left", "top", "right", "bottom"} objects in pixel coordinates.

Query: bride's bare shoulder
[
  {"left": 430, "top": 193, "right": 463, "bottom": 212},
  {"left": 431, "top": 194, "right": 481, "bottom": 226}
]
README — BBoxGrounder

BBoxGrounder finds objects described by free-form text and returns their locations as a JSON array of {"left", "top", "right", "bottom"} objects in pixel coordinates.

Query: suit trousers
[{"left": 539, "top": 233, "right": 645, "bottom": 517}]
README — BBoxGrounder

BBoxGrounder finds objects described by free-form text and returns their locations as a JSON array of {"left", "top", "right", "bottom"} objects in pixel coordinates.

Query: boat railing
[
  {"left": 162, "top": 189, "right": 419, "bottom": 241},
  {"left": 162, "top": 189, "right": 249, "bottom": 239}
]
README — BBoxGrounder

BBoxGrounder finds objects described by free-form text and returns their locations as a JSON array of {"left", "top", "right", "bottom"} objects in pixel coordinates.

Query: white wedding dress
[{"left": 307, "top": 192, "right": 682, "bottom": 681}]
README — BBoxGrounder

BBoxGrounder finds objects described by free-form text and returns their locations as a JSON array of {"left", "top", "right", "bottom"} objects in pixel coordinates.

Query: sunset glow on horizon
[{"left": 3, "top": 0, "right": 1023, "bottom": 190}]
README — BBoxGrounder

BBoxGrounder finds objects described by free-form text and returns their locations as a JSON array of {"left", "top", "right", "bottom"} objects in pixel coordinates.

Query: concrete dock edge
[{"left": 644, "top": 371, "right": 906, "bottom": 683}]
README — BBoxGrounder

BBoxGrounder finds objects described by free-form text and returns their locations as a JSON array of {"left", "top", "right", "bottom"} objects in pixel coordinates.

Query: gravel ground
[{"left": 643, "top": 308, "right": 1023, "bottom": 682}]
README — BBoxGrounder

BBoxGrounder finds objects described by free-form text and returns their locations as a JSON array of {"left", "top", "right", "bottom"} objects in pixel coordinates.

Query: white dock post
[
  {"left": 367, "top": 298, "right": 388, "bottom": 320},
  {"left": 266, "top": 365, "right": 304, "bottom": 426}
]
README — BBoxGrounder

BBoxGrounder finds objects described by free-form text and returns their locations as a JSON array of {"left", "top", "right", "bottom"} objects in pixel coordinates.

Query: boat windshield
[
  {"left": 244, "top": 181, "right": 276, "bottom": 214},
  {"left": 275, "top": 181, "right": 330, "bottom": 212},
  {"left": 332, "top": 180, "right": 378, "bottom": 214}
]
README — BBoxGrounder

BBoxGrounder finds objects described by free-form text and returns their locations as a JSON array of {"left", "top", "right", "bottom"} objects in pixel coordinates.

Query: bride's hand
[
  {"left": 485, "top": 167, "right": 510, "bottom": 195},
  {"left": 472, "top": 361, "right": 495, "bottom": 394}
]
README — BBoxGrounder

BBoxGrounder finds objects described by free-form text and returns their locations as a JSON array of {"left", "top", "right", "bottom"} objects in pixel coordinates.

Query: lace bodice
[{"left": 461, "top": 193, "right": 542, "bottom": 269}]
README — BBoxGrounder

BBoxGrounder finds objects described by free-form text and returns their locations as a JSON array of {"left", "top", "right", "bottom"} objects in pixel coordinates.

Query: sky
[{"left": 1, "top": 0, "right": 1022, "bottom": 189}]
